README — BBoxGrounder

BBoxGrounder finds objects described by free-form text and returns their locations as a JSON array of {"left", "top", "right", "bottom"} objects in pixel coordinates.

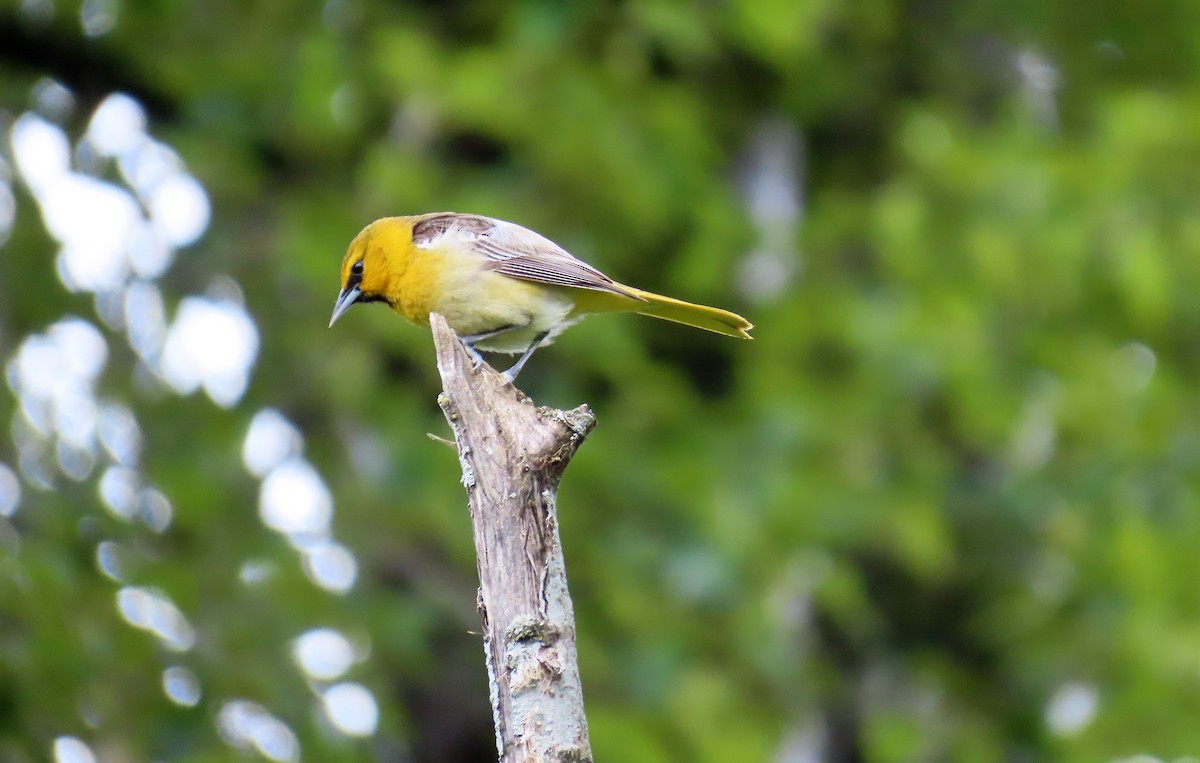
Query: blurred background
[{"left": 1, "top": 0, "right": 1199, "bottom": 761}]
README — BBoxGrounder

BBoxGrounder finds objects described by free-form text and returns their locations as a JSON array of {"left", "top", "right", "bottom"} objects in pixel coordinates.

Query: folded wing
[{"left": 412, "top": 213, "right": 644, "bottom": 300}]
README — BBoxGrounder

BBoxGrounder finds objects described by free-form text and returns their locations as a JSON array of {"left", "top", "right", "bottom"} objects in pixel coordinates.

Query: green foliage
[{"left": 1, "top": 0, "right": 1198, "bottom": 761}]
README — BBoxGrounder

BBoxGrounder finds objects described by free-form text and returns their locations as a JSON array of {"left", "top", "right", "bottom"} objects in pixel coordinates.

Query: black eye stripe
[{"left": 346, "top": 260, "right": 364, "bottom": 290}]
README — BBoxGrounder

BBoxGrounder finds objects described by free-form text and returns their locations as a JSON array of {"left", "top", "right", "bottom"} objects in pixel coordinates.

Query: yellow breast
[
  {"left": 387, "top": 241, "right": 446, "bottom": 326},
  {"left": 389, "top": 239, "right": 572, "bottom": 340}
]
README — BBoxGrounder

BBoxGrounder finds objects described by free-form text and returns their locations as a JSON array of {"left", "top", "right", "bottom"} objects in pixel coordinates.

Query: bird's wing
[{"left": 412, "top": 213, "right": 644, "bottom": 300}]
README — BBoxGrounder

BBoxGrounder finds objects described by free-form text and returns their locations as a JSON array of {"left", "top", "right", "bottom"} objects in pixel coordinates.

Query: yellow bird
[{"left": 329, "top": 213, "right": 753, "bottom": 379}]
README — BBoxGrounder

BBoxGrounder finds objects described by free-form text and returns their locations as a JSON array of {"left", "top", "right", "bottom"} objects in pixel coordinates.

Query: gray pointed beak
[{"left": 328, "top": 286, "right": 362, "bottom": 327}]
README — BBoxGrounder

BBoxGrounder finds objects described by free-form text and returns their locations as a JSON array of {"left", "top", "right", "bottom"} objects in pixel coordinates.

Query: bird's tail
[{"left": 622, "top": 286, "right": 753, "bottom": 339}]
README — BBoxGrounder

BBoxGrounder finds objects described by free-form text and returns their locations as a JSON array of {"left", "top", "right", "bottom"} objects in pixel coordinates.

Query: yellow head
[{"left": 328, "top": 217, "right": 415, "bottom": 327}]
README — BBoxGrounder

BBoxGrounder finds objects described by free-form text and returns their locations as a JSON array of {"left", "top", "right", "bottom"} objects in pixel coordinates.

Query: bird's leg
[
  {"left": 503, "top": 332, "right": 550, "bottom": 382},
  {"left": 456, "top": 325, "right": 520, "bottom": 370},
  {"left": 461, "top": 343, "right": 487, "bottom": 369}
]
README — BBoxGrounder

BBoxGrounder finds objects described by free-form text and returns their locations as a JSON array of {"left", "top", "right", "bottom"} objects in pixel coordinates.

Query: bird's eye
[{"left": 351, "top": 260, "right": 364, "bottom": 276}]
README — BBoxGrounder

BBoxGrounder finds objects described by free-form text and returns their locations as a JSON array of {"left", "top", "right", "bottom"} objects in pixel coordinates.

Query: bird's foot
[
  {"left": 501, "top": 331, "right": 549, "bottom": 383},
  {"left": 462, "top": 342, "right": 486, "bottom": 371},
  {"left": 456, "top": 326, "right": 518, "bottom": 372}
]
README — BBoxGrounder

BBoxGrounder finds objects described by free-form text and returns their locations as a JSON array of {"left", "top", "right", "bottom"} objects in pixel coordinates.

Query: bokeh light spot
[
  {"left": 217, "top": 701, "right": 300, "bottom": 763},
  {"left": 258, "top": 459, "right": 333, "bottom": 538},
  {"left": 160, "top": 296, "right": 259, "bottom": 408},
  {"left": 239, "top": 559, "right": 275, "bottom": 586},
  {"left": 79, "top": 0, "right": 117, "bottom": 37},
  {"left": 52, "top": 736, "right": 96, "bottom": 763},
  {"left": 7, "top": 319, "right": 111, "bottom": 483},
  {"left": 137, "top": 486, "right": 172, "bottom": 533},
  {"left": 148, "top": 172, "right": 210, "bottom": 247},
  {"left": 123, "top": 281, "right": 167, "bottom": 359},
  {"left": 87, "top": 93, "right": 145, "bottom": 156},
  {"left": 0, "top": 462, "right": 21, "bottom": 516},
  {"left": 1113, "top": 342, "right": 1157, "bottom": 394},
  {"left": 321, "top": 682, "right": 379, "bottom": 737},
  {"left": 95, "top": 540, "right": 125, "bottom": 582},
  {"left": 243, "top": 409, "right": 303, "bottom": 478},
  {"left": 97, "top": 403, "right": 141, "bottom": 466},
  {"left": 163, "top": 666, "right": 201, "bottom": 707},
  {"left": 300, "top": 540, "right": 358, "bottom": 594},
  {"left": 98, "top": 465, "right": 138, "bottom": 519},
  {"left": 12, "top": 113, "right": 70, "bottom": 190},
  {"left": 1045, "top": 682, "right": 1099, "bottom": 736},
  {"left": 116, "top": 586, "right": 195, "bottom": 652},
  {"left": 292, "top": 627, "right": 355, "bottom": 681},
  {"left": 0, "top": 179, "right": 15, "bottom": 245}
]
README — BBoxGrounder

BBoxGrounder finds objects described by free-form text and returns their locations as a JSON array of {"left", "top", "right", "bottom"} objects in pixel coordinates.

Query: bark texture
[{"left": 431, "top": 313, "right": 594, "bottom": 763}]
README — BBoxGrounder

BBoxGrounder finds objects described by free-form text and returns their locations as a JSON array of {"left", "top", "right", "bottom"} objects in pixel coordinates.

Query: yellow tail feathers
[{"left": 623, "top": 286, "right": 753, "bottom": 339}]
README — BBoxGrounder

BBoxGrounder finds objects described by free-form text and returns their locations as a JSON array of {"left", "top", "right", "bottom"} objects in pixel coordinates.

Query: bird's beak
[{"left": 328, "top": 286, "right": 362, "bottom": 327}]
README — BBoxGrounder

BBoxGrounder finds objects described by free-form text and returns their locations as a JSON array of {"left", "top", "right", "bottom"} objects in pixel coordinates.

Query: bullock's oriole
[{"left": 329, "top": 213, "right": 753, "bottom": 379}]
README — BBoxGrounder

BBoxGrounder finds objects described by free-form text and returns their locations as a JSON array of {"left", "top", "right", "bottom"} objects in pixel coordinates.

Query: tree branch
[{"left": 431, "top": 313, "right": 594, "bottom": 763}]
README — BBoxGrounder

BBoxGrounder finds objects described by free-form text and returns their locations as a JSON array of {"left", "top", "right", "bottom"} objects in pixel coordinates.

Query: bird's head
[{"left": 328, "top": 217, "right": 412, "bottom": 327}]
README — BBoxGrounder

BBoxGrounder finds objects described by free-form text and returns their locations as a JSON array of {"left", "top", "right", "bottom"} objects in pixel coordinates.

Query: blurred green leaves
[{"left": 1, "top": 0, "right": 1199, "bottom": 761}]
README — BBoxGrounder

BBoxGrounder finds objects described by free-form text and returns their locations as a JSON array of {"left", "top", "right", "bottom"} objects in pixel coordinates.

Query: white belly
[{"left": 430, "top": 264, "right": 579, "bottom": 354}]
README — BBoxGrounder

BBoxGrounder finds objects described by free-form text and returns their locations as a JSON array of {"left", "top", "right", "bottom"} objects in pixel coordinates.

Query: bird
[{"left": 329, "top": 213, "right": 753, "bottom": 380}]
